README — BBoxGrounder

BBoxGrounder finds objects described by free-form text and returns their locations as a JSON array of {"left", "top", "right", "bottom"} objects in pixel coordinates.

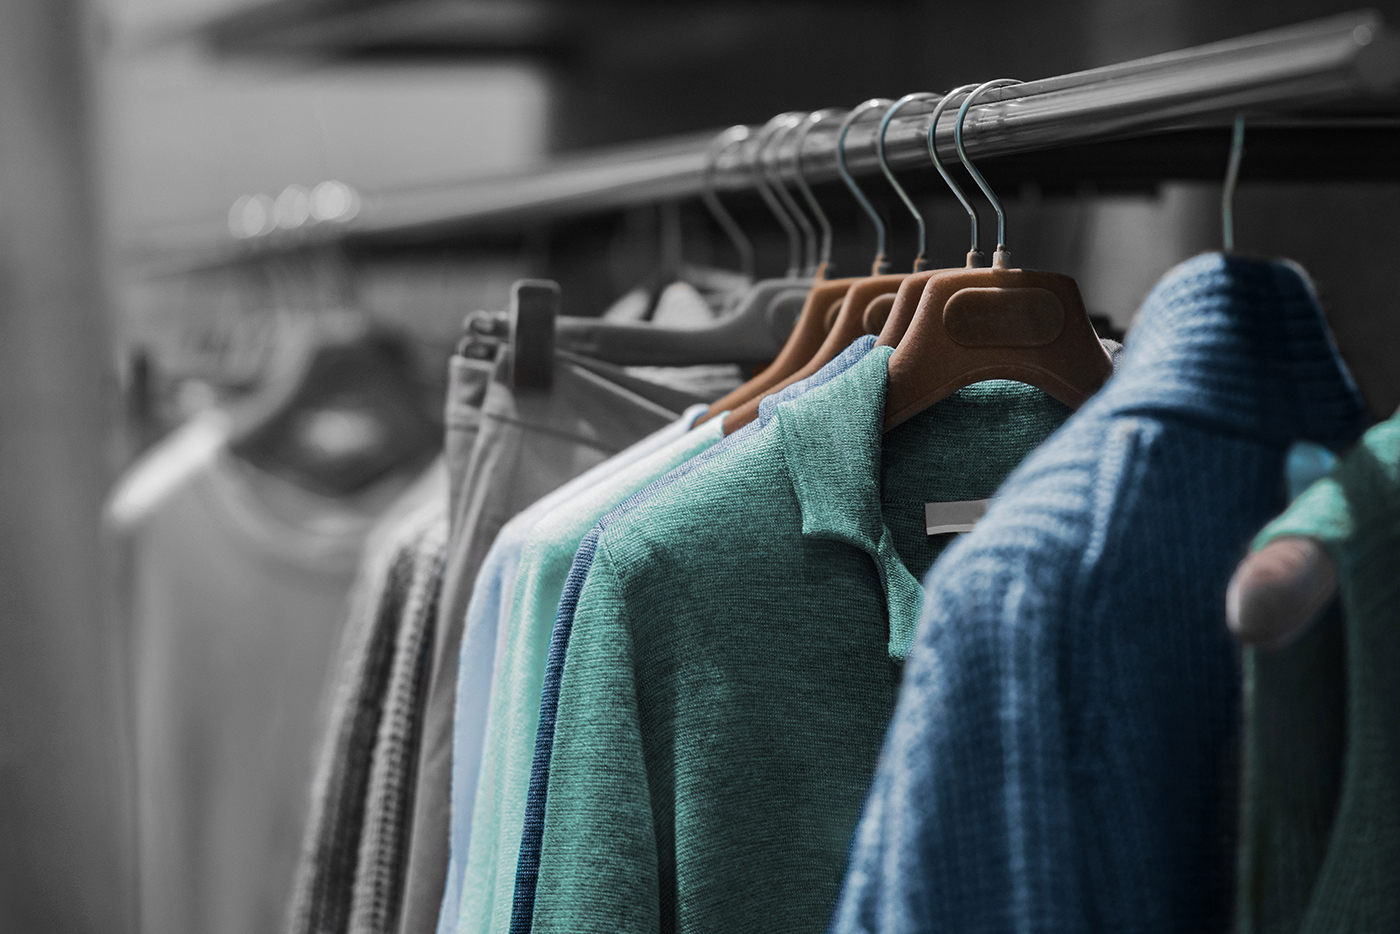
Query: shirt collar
[
  {"left": 775, "top": 345, "right": 924, "bottom": 660},
  {"left": 757, "top": 335, "right": 878, "bottom": 423},
  {"left": 1106, "top": 252, "right": 1368, "bottom": 450}
]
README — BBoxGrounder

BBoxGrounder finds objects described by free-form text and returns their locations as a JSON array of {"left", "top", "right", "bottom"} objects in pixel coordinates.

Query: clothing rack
[{"left": 169, "top": 10, "right": 1400, "bottom": 268}]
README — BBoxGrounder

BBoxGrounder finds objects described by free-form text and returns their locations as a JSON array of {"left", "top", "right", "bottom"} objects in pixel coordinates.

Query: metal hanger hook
[
  {"left": 752, "top": 113, "right": 806, "bottom": 278},
  {"left": 1222, "top": 113, "right": 1246, "bottom": 252},
  {"left": 837, "top": 98, "right": 896, "bottom": 274},
  {"left": 878, "top": 93, "right": 940, "bottom": 270},
  {"left": 794, "top": 108, "right": 842, "bottom": 273},
  {"left": 766, "top": 113, "right": 819, "bottom": 275},
  {"left": 702, "top": 126, "right": 757, "bottom": 279},
  {"left": 927, "top": 84, "right": 986, "bottom": 258},
  {"left": 955, "top": 79, "right": 1023, "bottom": 255}
]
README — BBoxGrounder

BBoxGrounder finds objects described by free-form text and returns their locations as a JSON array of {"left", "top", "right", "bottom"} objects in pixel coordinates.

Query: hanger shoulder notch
[{"left": 874, "top": 266, "right": 970, "bottom": 347}]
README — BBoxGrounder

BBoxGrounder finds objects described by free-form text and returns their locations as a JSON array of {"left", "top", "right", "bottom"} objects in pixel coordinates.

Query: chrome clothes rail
[
  {"left": 167, "top": 10, "right": 1400, "bottom": 263},
  {"left": 360, "top": 11, "right": 1399, "bottom": 236}
]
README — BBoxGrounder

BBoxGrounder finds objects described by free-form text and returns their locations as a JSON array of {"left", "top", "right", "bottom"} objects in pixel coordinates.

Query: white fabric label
[{"left": 925, "top": 499, "right": 991, "bottom": 536}]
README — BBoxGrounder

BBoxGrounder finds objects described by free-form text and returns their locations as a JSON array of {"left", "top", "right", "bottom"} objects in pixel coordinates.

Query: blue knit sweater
[{"left": 828, "top": 253, "right": 1369, "bottom": 934}]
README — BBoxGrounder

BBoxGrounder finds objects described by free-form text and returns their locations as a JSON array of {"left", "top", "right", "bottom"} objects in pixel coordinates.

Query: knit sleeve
[
  {"left": 530, "top": 541, "right": 660, "bottom": 934},
  {"left": 1240, "top": 412, "right": 1400, "bottom": 934}
]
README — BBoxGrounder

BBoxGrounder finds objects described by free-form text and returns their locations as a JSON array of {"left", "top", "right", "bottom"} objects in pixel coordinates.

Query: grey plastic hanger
[
  {"left": 701, "top": 125, "right": 756, "bottom": 280},
  {"left": 545, "top": 118, "right": 814, "bottom": 366}
]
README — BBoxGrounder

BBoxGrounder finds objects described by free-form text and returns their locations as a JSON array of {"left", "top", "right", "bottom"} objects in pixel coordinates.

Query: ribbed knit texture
[
  {"left": 828, "top": 252, "right": 1368, "bottom": 934},
  {"left": 1239, "top": 408, "right": 1400, "bottom": 934},
  {"left": 528, "top": 343, "right": 1071, "bottom": 934},
  {"left": 348, "top": 517, "right": 447, "bottom": 934},
  {"left": 452, "top": 418, "right": 723, "bottom": 934},
  {"left": 437, "top": 408, "right": 706, "bottom": 934},
  {"left": 288, "top": 498, "right": 445, "bottom": 934},
  {"left": 509, "top": 336, "right": 880, "bottom": 934}
]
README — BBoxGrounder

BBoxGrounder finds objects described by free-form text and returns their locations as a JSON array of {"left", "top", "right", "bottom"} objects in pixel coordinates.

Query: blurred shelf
[{"left": 201, "top": 0, "right": 900, "bottom": 60}]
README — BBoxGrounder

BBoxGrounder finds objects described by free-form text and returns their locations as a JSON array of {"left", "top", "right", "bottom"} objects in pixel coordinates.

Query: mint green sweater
[
  {"left": 530, "top": 347, "right": 1071, "bottom": 934},
  {"left": 1239, "top": 409, "right": 1400, "bottom": 933}
]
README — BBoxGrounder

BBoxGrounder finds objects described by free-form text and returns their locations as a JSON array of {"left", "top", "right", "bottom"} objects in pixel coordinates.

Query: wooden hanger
[
  {"left": 701, "top": 110, "right": 855, "bottom": 422},
  {"left": 883, "top": 80, "right": 1113, "bottom": 431},
  {"left": 724, "top": 99, "right": 911, "bottom": 433}
]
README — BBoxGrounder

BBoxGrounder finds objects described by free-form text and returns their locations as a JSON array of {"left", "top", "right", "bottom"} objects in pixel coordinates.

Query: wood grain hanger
[
  {"left": 883, "top": 79, "right": 1113, "bottom": 431},
  {"left": 702, "top": 110, "right": 856, "bottom": 422},
  {"left": 870, "top": 86, "right": 994, "bottom": 343},
  {"left": 724, "top": 99, "right": 909, "bottom": 433}
]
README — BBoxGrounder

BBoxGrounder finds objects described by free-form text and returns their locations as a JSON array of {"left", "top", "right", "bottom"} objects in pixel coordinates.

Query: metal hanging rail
[{"left": 182, "top": 10, "right": 1400, "bottom": 263}]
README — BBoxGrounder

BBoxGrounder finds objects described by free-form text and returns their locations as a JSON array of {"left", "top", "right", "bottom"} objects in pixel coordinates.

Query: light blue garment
[
  {"left": 1286, "top": 440, "right": 1339, "bottom": 500},
  {"left": 436, "top": 404, "right": 706, "bottom": 934},
  {"left": 827, "top": 254, "right": 1368, "bottom": 934},
  {"left": 455, "top": 415, "right": 725, "bottom": 934},
  {"left": 508, "top": 335, "right": 879, "bottom": 933}
]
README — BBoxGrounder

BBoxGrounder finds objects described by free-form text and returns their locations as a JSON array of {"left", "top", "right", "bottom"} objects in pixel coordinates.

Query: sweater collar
[
  {"left": 775, "top": 345, "right": 924, "bottom": 660},
  {"left": 1106, "top": 253, "right": 1368, "bottom": 450}
]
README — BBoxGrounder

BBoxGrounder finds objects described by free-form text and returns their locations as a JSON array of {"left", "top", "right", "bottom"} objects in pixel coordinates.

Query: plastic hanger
[
  {"left": 228, "top": 310, "right": 439, "bottom": 497},
  {"left": 883, "top": 79, "right": 1114, "bottom": 431},
  {"left": 699, "top": 108, "right": 858, "bottom": 421},
  {"left": 869, "top": 87, "right": 991, "bottom": 343},
  {"left": 512, "top": 121, "right": 812, "bottom": 372},
  {"left": 670, "top": 112, "right": 833, "bottom": 323},
  {"left": 722, "top": 99, "right": 912, "bottom": 433}
]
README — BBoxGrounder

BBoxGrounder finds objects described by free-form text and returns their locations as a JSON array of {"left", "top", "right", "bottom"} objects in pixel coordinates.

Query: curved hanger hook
[
  {"left": 955, "top": 79, "right": 1022, "bottom": 254},
  {"left": 702, "top": 125, "right": 757, "bottom": 279},
  {"left": 753, "top": 113, "right": 805, "bottom": 278},
  {"left": 927, "top": 84, "right": 986, "bottom": 258},
  {"left": 1222, "top": 113, "right": 1246, "bottom": 252},
  {"left": 794, "top": 108, "right": 842, "bottom": 273},
  {"left": 765, "top": 113, "right": 819, "bottom": 275},
  {"left": 877, "top": 93, "right": 940, "bottom": 270},
  {"left": 837, "top": 98, "right": 896, "bottom": 274}
]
